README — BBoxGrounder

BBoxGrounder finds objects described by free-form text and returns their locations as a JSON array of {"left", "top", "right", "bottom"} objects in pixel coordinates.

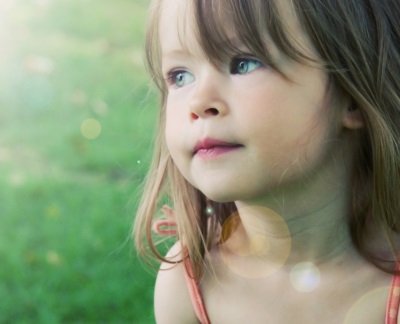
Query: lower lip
[{"left": 195, "top": 145, "right": 243, "bottom": 158}]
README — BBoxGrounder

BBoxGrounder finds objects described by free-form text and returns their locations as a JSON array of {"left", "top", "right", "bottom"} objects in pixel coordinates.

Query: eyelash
[
  {"left": 230, "top": 56, "right": 265, "bottom": 74},
  {"left": 165, "top": 70, "right": 192, "bottom": 88},
  {"left": 164, "top": 56, "right": 265, "bottom": 88}
]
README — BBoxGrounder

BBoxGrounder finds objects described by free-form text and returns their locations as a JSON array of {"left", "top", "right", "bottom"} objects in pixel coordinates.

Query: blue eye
[
  {"left": 230, "top": 58, "right": 263, "bottom": 74},
  {"left": 167, "top": 70, "right": 195, "bottom": 88}
]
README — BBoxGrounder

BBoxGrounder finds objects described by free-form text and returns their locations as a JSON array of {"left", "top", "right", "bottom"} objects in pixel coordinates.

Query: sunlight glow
[
  {"left": 0, "top": 1, "right": 16, "bottom": 64},
  {"left": 220, "top": 206, "right": 291, "bottom": 279},
  {"left": 290, "top": 262, "right": 321, "bottom": 292}
]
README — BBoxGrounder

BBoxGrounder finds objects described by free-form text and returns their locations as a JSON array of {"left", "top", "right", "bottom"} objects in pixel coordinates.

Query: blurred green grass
[{"left": 0, "top": 0, "right": 157, "bottom": 322}]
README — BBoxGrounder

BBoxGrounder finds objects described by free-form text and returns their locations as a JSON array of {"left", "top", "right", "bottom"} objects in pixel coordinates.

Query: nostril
[
  {"left": 206, "top": 108, "right": 219, "bottom": 116},
  {"left": 191, "top": 112, "right": 199, "bottom": 120}
]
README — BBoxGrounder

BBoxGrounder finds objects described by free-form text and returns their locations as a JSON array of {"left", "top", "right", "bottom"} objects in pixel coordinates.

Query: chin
[
  {"left": 189, "top": 175, "right": 272, "bottom": 203},
  {"left": 205, "top": 194, "right": 235, "bottom": 204},
  {"left": 195, "top": 185, "right": 235, "bottom": 203},
  {"left": 199, "top": 185, "right": 249, "bottom": 204}
]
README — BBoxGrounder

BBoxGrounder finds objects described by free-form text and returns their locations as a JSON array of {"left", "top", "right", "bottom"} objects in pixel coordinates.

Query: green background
[{"left": 0, "top": 0, "right": 156, "bottom": 322}]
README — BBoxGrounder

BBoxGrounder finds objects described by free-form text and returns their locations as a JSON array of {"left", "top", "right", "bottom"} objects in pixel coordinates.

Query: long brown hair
[{"left": 134, "top": 0, "right": 400, "bottom": 279}]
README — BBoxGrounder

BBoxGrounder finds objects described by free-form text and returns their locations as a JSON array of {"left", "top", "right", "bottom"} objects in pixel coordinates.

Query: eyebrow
[
  {"left": 162, "top": 35, "right": 245, "bottom": 56},
  {"left": 162, "top": 42, "right": 256, "bottom": 66},
  {"left": 160, "top": 51, "right": 198, "bottom": 69},
  {"left": 162, "top": 49, "right": 189, "bottom": 57}
]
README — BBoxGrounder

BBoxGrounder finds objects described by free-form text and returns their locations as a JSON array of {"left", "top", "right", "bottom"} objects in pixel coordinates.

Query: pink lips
[{"left": 193, "top": 138, "right": 243, "bottom": 158}]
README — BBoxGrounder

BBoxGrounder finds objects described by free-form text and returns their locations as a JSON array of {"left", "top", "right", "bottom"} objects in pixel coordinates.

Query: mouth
[{"left": 193, "top": 138, "right": 244, "bottom": 157}]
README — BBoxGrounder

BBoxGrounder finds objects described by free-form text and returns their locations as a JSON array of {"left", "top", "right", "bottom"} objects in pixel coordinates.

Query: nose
[{"left": 189, "top": 70, "right": 228, "bottom": 121}]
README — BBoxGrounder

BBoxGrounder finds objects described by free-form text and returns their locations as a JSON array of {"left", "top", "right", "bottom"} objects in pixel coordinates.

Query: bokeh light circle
[
  {"left": 81, "top": 118, "right": 101, "bottom": 139},
  {"left": 290, "top": 262, "right": 321, "bottom": 292},
  {"left": 344, "top": 287, "right": 390, "bottom": 323},
  {"left": 219, "top": 206, "right": 291, "bottom": 279}
]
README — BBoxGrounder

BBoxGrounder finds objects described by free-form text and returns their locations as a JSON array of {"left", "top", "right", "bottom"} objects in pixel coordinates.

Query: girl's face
[{"left": 160, "top": 0, "right": 345, "bottom": 203}]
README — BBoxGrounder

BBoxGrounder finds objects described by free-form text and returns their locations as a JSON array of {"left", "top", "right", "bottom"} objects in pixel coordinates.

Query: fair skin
[{"left": 155, "top": 0, "right": 395, "bottom": 323}]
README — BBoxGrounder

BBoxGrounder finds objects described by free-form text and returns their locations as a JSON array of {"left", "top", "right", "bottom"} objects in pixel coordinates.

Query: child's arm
[{"left": 154, "top": 241, "right": 199, "bottom": 324}]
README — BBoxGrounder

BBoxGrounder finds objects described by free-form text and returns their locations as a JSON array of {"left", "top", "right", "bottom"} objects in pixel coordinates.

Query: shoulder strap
[
  {"left": 183, "top": 252, "right": 211, "bottom": 324},
  {"left": 386, "top": 262, "right": 400, "bottom": 324},
  {"left": 153, "top": 219, "right": 211, "bottom": 324}
]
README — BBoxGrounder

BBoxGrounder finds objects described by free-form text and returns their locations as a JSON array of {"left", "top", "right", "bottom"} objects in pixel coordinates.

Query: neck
[{"left": 225, "top": 151, "right": 360, "bottom": 271}]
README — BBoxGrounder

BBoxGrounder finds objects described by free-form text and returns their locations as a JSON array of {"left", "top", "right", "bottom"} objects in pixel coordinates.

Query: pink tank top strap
[
  {"left": 386, "top": 261, "right": 400, "bottom": 324},
  {"left": 183, "top": 251, "right": 211, "bottom": 324},
  {"left": 153, "top": 219, "right": 211, "bottom": 324}
]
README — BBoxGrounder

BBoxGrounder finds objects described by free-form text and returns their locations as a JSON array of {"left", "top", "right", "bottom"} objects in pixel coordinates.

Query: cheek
[
  {"left": 165, "top": 102, "right": 190, "bottom": 175},
  {"left": 247, "top": 106, "right": 333, "bottom": 176},
  {"left": 165, "top": 99, "right": 181, "bottom": 151},
  {"left": 165, "top": 116, "right": 179, "bottom": 158}
]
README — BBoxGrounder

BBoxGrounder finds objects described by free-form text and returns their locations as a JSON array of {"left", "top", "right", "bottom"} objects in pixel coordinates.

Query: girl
[{"left": 134, "top": 0, "right": 400, "bottom": 323}]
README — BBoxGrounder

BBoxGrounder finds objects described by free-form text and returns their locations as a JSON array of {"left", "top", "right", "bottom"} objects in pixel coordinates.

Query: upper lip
[{"left": 193, "top": 138, "right": 242, "bottom": 154}]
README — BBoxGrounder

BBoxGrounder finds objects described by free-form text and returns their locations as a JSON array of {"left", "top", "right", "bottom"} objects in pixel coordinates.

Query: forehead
[
  {"left": 158, "top": 0, "right": 272, "bottom": 63},
  {"left": 159, "top": 0, "right": 197, "bottom": 55},
  {"left": 157, "top": 0, "right": 317, "bottom": 69}
]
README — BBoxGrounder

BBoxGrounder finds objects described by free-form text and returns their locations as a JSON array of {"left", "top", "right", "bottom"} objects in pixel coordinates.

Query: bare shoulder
[
  {"left": 154, "top": 241, "right": 199, "bottom": 324},
  {"left": 342, "top": 265, "right": 395, "bottom": 324}
]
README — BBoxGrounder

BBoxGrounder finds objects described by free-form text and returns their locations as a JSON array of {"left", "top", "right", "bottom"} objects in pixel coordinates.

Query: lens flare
[
  {"left": 219, "top": 206, "right": 291, "bottom": 279},
  {"left": 290, "top": 262, "right": 321, "bottom": 292},
  {"left": 344, "top": 287, "right": 390, "bottom": 323},
  {"left": 206, "top": 206, "right": 214, "bottom": 215}
]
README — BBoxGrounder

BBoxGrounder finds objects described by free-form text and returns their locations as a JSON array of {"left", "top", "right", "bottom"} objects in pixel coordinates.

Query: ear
[{"left": 342, "top": 107, "right": 365, "bottom": 130}]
